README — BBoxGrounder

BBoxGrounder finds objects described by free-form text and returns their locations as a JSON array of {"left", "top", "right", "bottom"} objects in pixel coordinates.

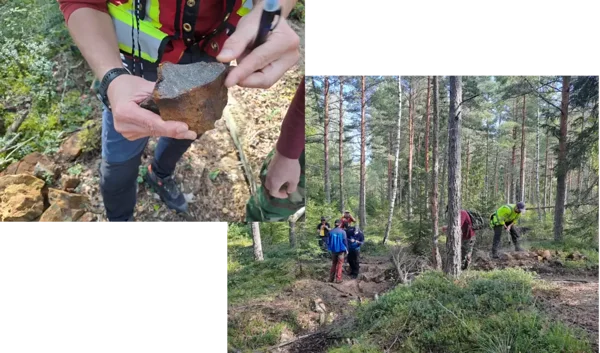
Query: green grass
[
  {"left": 228, "top": 309, "right": 303, "bottom": 351},
  {"left": 329, "top": 268, "right": 593, "bottom": 353}
]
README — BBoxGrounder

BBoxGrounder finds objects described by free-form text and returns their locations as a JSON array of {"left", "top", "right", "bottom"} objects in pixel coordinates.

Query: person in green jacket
[{"left": 490, "top": 202, "right": 526, "bottom": 258}]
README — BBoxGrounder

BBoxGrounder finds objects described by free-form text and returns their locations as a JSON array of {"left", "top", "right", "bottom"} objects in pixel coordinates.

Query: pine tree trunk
[
  {"left": 465, "top": 137, "right": 470, "bottom": 204},
  {"left": 359, "top": 76, "right": 367, "bottom": 228},
  {"left": 543, "top": 131, "right": 549, "bottom": 216},
  {"left": 485, "top": 121, "right": 490, "bottom": 205},
  {"left": 323, "top": 77, "right": 331, "bottom": 203},
  {"left": 493, "top": 116, "right": 502, "bottom": 199},
  {"left": 554, "top": 76, "right": 570, "bottom": 242},
  {"left": 511, "top": 98, "right": 518, "bottom": 203},
  {"left": 425, "top": 76, "right": 431, "bottom": 173},
  {"left": 383, "top": 78, "right": 403, "bottom": 244},
  {"left": 289, "top": 220, "right": 297, "bottom": 248},
  {"left": 430, "top": 76, "right": 442, "bottom": 269},
  {"left": 445, "top": 76, "right": 462, "bottom": 277},
  {"left": 440, "top": 144, "right": 447, "bottom": 222},
  {"left": 339, "top": 77, "right": 345, "bottom": 213},
  {"left": 535, "top": 85, "right": 542, "bottom": 220},
  {"left": 408, "top": 79, "right": 414, "bottom": 220},
  {"left": 252, "top": 222, "right": 264, "bottom": 261},
  {"left": 519, "top": 95, "right": 526, "bottom": 202},
  {"left": 549, "top": 158, "right": 554, "bottom": 206},
  {"left": 577, "top": 112, "right": 585, "bottom": 202}
]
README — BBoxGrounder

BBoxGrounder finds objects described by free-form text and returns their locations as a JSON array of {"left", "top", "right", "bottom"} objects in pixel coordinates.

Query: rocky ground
[{"left": 0, "top": 22, "right": 304, "bottom": 222}]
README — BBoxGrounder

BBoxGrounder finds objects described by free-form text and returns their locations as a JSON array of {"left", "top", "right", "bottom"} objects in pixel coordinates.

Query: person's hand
[
  {"left": 216, "top": 8, "right": 300, "bottom": 88},
  {"left": 107, "top": 75, "right": 197, "bottom": 141},
  {"left": 350, "top": 238, "right": 355, "bottom": 242},
  {"left": 264, "top": 151, "right": 301, "bottom": 199},
  {"left": 505, "top": 224, "right": 511, "bottom": 231}
]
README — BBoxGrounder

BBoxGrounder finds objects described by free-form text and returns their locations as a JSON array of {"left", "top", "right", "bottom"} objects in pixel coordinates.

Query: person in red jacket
[
  {"left": 340, "top": 211, "right": 356, "bottom": 229},
  {"left": 442, "top": 209, "right": 477, "bottom": 270},
  {"left": 57, "top": 0, "right": 300, "bottom": 221}
]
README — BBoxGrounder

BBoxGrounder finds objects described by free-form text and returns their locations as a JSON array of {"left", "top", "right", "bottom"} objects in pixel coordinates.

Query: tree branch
[{"left": 523, "top": 78, "right": 563, "bottom": 113}]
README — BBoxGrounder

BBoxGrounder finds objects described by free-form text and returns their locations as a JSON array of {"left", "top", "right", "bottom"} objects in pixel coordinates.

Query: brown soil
[
  {"left": 228, "top": 255, "right": 396, "bottom": 353},
  {"left": 534, "top": 276, "right": 599, "bottom": 352}
]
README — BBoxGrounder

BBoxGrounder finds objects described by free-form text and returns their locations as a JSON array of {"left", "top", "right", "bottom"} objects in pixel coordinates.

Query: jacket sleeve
[
  {"left": 58, "top": 0, "right": 109, "bottom": 24},
  {"left": 357, "top": 232, "right": 364, "bottom": 243},
  {"left": 276, "top": 78, "right": 305, "bottom": 160},
  {"left": 343, "top": 232, "right": 348, "bottom": 250}
]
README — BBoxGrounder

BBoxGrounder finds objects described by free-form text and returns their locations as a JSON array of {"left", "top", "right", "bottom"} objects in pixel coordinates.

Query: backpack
[{"left": 466, "top": 210, "right": 486, "bottom": 230}]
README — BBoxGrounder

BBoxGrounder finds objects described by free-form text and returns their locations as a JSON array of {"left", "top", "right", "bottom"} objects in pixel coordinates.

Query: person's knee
[{"left": 100, "top": 157, "right": 140, "bottom": 194}]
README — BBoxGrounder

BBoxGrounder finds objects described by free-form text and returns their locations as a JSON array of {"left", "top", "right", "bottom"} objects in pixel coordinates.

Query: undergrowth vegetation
[{"left": 330, "top": 269, "right": 592, "bottom": 353}]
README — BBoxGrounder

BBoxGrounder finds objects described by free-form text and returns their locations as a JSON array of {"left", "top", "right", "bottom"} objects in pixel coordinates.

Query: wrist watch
[{"left": 97, "top": 67, "right": 131, "bottom": 111}]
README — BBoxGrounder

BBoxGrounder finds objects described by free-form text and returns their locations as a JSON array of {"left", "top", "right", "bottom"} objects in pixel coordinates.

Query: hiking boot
[
  {"left": 335, "top": 279, "right": 343, "bottom": 284},
  {"left": 144, "top": 165, "right": 188, "bottom": 214},
  {"left": 514, "top": 244, "right": 524, "bottom": 252}
]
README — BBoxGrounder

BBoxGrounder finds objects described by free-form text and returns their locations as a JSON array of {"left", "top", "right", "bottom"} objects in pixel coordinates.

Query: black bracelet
[{"left": 97, "top": 67, "right": 131, "bottom": 111}]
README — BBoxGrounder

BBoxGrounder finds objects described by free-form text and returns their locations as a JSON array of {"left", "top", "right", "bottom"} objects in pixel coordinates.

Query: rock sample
[
  {"left": 140, "top": 61, "right": 228, "bottom": 135},
  {"left": 0, "top": 174, "right": 45, "bottom": 221}
]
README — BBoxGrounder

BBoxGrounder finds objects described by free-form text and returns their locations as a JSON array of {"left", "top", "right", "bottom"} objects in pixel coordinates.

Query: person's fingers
[
  {"left": 117, "top": 102, "right": 197, "bottom": 140},
  {"left": 285, "top": 177, "right": 299, "bottom": 195},
  {"left": 265, "top": 177, "right": 288, "bottom": 199},
  {"left": 236, "top": 50, "right": 299, "bottom": 88},
  {"left": 216, "top": 18, "right": 257, "bottom": 63},
  {"left": 133, "top": 108, "right": 196, "bottom": 140},
  {"left": 223, "top": 29, "right": 294, "bottom": 87}
]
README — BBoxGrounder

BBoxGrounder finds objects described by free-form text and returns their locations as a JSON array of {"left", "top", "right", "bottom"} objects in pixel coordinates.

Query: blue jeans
[{"left": 99, "top": 49, "right": 216, "bottom": 221}]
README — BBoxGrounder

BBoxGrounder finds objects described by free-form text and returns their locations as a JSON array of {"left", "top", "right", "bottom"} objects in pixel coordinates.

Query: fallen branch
[
  {"left": 525, "top": 203, "right": 597, "bottom": 210},
  {"left": 328, "top": 283, "right": 354, "bottom": 296},
  {"left": 268, "top": 331, "right": 325, "bottom": 351},
  {"left": 224, "top": 102, "right": 257, "bottom": 196},
  {"left": 0, "top": 133, "right": 21, "bottom": 154},
  {"left": 6, "top": 111, "right": 29, "bottom": 135},
  {"left": 2, "top": 135, "right": 36, "bottom": 160},
  {"left": 288, "top": 206, "right": 305, "bottom": 223}
]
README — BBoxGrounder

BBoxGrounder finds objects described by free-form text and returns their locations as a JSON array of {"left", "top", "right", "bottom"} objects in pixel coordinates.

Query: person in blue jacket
[
  {"left": 347, "top": 226, "right": 364, "bottom": 278},
  {"left": 328, "top": 219, "right": 348, "bottom": 283}
]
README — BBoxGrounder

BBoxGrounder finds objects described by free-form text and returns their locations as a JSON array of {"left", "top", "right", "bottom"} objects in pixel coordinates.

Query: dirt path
[
  {"left": 228, "top": 254, "right": 396, "bottom": 353},
  {"left": 535, "top": 275, "right": 599, "bottom": 352}
]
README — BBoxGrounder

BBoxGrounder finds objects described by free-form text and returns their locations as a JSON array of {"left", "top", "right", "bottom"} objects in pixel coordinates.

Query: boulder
[
  {"left": 59, "top": 132, "right": 83, "bottom": 161},
  {"left": 566, "top": 251, "right": 585, "bottom": 261},
  {"left": 140, "top": 61, "right": 228, "bottom": 135},
  {"left": 0, "top": 174, "right": 45, "bottom": 221},
  {"left": 39, "top": 188, "right": 89, "bottom": 222},
  {"left": 541, "top": 250, "right": 552, "bottom": 261},
  {"left": 1, "top": 152, "right": 58, "bottom": 179}
]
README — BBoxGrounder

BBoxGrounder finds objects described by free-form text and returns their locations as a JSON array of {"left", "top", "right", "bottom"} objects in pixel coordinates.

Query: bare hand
[
  {"left": 264, "top": 151, "right": 301, "bottom": 199},
  {"left": 107, "top": 75, "right": 197, "bottom": 141},
  {"left": 216, "top": 8, "right": 300, "bottom": 88}
]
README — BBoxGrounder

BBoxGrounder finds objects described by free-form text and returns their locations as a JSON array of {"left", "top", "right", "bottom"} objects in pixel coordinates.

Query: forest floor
[
  {"left": 228, "top": 234, "right": 599, "bottom": 353},
  {"left": 0, "top": 21, "right": 304, "bottom": 222}
]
